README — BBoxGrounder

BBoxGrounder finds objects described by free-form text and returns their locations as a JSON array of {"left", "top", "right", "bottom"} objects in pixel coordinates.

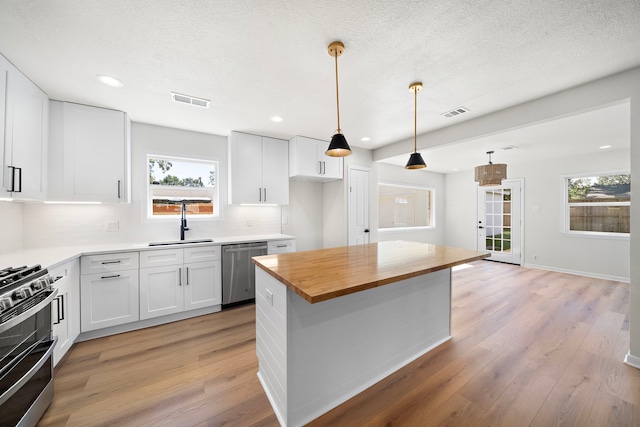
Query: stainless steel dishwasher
[{"left": 222, "top": 242, "right": 268, "bottom": 307}]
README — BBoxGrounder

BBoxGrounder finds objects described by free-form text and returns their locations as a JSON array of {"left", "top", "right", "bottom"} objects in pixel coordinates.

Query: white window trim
[
  {"left": 378, "top": 182, "right": 436, "bottom": 231},
  {"left": 560, "top": 169, "right": 630, "bottom": 239},
  {"left": 146, "top": 154, "right": 220, "bottom": 221}
]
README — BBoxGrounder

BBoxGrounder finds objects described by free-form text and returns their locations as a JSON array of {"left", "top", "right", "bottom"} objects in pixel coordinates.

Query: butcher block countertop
[{"left": 252, "top": 241, "right": 489, "bottom": 303}]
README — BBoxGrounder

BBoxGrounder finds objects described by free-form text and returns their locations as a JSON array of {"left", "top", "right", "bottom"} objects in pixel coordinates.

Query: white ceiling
[{"left": 1, "top": 1, "right": 639, "bottom": 166}]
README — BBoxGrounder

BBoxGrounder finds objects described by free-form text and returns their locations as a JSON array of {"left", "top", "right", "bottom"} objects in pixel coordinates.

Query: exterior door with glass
[{"left": 477, "top": 179, "right": 523, "bottom": 265}]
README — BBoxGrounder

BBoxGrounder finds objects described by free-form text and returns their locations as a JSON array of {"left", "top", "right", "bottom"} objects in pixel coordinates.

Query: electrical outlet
[
  {"left": 105, "top": 221, "right": 119, "bottom": 232},
  {"left": 533, "top": 254, "right": 538, "bottom": 260},
  {"left": 266, "top": 289, "right": 273, "bottom": 306}
]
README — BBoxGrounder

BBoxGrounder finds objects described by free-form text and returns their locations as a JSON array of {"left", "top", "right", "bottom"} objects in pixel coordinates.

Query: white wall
[
  {"left": 444, "top": 148, "right": 629, "bottom": 281},
  {"left": 283, "top": 181, "right": 324, "bottom": 252},
  {"left": 377, "top": 162, "right": 446, "bottom": 245},
  {"left": 0, "top": 202, "right": 23, "bottom": 253},
  {"left": 20, "top": 122, "right": 283, "bottom": 248}
]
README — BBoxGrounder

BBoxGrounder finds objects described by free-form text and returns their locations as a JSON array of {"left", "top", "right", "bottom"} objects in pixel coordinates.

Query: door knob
[
  {"left": 478, "top": 226, "right": 484, "bottom": 229},
  {"left": 364, "top": 229, "right": 370, "bottom": 233}
]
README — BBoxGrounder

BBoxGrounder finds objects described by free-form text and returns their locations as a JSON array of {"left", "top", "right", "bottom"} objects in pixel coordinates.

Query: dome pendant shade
[
  {"left": 405, "top": 152, "right": 427, "bottom": 169},
  {"left": 405, "top": 82, "right": 426, "bottom": 169},
  {"left": 326, "top": 41, "right": 352, "bottom": 157},
  {"left": 326, "top": 132, "right": 352, "bottom": 157},
  {"left": 474, "top": 151, "right": 507, "bottom": 186}
]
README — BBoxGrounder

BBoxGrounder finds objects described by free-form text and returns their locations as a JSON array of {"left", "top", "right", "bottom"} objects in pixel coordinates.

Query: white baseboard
[
  {"left": 624, "top": 351, "right": 640, "bottom": 370},
  {"left": 523, "top": 262, "right": 629, "bottom": 283}
]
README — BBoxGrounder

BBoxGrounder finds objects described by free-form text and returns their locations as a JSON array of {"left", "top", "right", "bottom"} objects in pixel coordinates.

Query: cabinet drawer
[
  {"left": 81, "top": 252, "right": 139, "bottom": 274},
  {"left": 140, "top": 249, "right": 184, "bottom": 268},
  {"left": 49, "top": 260, "right": 75, "bottom": 286},
  {"left": 268, "top": 240, "right": 296, "bottom": 254},
  {"left": 184, "top": 245, "right": 221, "bottom": 263}
]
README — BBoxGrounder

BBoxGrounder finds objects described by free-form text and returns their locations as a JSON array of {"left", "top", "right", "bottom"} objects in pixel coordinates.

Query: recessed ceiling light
[
  {"left": 96, "top": 74, "right": 123, "bottom": 87},
  {"left": 270, "top": 116, "right": 283, "bottom": 123},
  {"left": 361, "top": 137, "right": 371, "bottom": 142},
  {"left": 599, "top": 145, "right": 612, "bottom": 149}
]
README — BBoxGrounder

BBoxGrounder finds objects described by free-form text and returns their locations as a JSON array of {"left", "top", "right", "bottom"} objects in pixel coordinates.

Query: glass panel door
[{"left": 477, "top": 179, "right": 522, "bottom": 265}]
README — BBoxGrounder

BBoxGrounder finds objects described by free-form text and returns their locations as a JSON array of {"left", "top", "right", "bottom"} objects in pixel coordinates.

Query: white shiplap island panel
[{"left": 253, "top": 241, "right": 488, "bottom": 426}]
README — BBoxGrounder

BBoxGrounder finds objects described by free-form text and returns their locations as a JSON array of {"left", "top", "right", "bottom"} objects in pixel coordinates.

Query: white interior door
[
  {"left": 477, "top": 179, "right": 523, "bottom": 265},
  {"left": 348, "top": 167, "right": 370, "bottom": 245}
]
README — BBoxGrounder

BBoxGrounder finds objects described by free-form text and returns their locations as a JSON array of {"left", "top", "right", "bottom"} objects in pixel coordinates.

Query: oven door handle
[
  {"left": 0, "top": 336, "right": 57, "bottom": 407},
  {"left": 0, "top": 288, "right": 58, "bottom": 334}
]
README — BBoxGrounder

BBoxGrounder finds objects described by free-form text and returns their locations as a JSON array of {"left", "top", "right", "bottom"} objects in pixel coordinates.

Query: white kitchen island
[{"left": 252, "top": 241, "right": 488, "bottom": 427}]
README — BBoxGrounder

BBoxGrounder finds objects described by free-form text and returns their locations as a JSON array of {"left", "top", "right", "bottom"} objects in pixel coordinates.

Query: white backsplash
[
  {"left": 20, "top": 203, "right": 283, "bottom": 249},
  {"left": 0, "top": 202, "right": 23, "bottom": 254}
]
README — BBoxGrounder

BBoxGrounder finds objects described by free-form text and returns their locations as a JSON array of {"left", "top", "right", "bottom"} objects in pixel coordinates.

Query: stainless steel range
[{"left": 0, "top": 265, "right": 59, "bottom": 427}]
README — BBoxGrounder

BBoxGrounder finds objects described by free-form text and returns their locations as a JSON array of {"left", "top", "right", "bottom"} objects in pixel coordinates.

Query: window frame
[
  {"left": 561, "top": 169, "right": 630, "bottom": 240},
  {"left": 146, "top": 154, "right": 220, "bottom": 221},
  {"left": 377, "top": 182, "right": 436, "bottom": 231}
]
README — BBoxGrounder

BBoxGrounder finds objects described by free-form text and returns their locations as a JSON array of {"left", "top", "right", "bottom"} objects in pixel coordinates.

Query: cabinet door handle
[
  {"left": 15, "top": 167, "right": 22, "bottom": 192},
  {"left": 8, "top": 166, "right": 22, "bottom": 193},
  {"left": 322, "top": 161, "right": 326, "bottom": 175},
  {"left": 100, "top": 274, "right": 121, "bottom": 280},
  {"left": 117, "top": 180, "right": 121, "bottom": 199},
  {"left": 318, "top": 161, "right": 322, "bottom": 175},
  {"left": 258, "top": 187, "right": 262, "bottom": 201},
  {"left": 186, "top": 268, "right": 189, "bottom": 285},
  {"left": 178, "top": 268, "right": 182, "bottom": 286},
  {"left": 53, "top": 296, "right": 62, "bottom": 325},
  {"left": 101, "top": 260, "right": 122, "bottom": 265},
  {"left": 263, "top": 188, "right": 267, "bottom": 202},
  {"left": 59, "top": 294, "right": 65, "bottom": 321},
  {"left": 7, "top": 166, "right": 16, "bottom": 192}
]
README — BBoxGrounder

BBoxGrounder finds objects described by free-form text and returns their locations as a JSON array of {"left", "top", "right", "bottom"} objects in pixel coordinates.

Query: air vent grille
[
  {"left": 171, "top": 92, "right": 210, "bottom": 108},
  {"left": 502, "top": 145, "right": 518, "bottom": 150},
  {"left": 441, "top": 106, "right": 469, "bottom": 118}
]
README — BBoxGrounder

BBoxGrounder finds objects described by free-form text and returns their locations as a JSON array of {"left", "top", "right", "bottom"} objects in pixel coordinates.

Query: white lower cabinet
[
  {"left": 267, "top": 239, "right": 296, "bottom": 254},
  {"left": 139, "top": 246, "right": 221, "bottom": 320},
  {"left": 80, "top": 252, "right": 139, "bottom": 332},
  {"left": 50, "top": 260, "right": 80, "bottom": 366}
]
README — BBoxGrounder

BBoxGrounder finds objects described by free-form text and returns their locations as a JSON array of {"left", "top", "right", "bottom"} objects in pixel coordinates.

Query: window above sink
[{"left": 147, "top": 155, "right": 220, "bottom": 219}]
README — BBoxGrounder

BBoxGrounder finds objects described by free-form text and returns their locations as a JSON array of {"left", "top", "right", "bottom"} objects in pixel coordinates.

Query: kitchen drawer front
[
  {"left": 268, "top": 239, "right": 296, "bottom": 254},
  {"left": 81, "top": 252, "right": 139, "bottom": 274},
  {"left": 140, "top": 249, "right": 184, "bottom": 269},
  {"left": 184, "top": 245, "right": 221, "bottom": 263},
  {"left": 49, "top": 260, "right": 75, "bottom": 286}
]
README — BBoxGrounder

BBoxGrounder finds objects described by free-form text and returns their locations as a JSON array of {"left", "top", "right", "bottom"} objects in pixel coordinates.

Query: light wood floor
[{"left": 38, "top": 261, "right": 639, "bottom": 426}]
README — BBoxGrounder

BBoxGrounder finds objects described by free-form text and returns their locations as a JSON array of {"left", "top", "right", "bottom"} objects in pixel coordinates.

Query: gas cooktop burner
[{"left": 0, "top": 265, "right": 57, "bottom": 319}]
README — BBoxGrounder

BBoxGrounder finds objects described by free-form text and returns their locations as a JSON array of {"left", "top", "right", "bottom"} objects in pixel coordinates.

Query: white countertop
[{"left": 0, "top": 234, "right": 295, "bottom": 270}]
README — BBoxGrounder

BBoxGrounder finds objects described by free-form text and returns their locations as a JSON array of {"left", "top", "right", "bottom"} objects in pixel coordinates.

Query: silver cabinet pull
[
  {"left": 178, "top": 268, "right": 182, "bottom": 286},
  {"left": 186, "top": 268, "right": 189, "bottom": 285},
  {"left": 117, "top": 180, "right": 121, "bottom": 199}
]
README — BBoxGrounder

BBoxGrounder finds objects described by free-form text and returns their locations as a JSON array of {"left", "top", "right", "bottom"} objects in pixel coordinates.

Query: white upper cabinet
[
  {"left": 228, "top": 131, "right": 289, "bottom": 205},
  {"left": 48, "top": 101, "right": 131, "bottom": 203},
  {"left": 289, "top": 135, "right": 343, "bottom": 182},
  {"left": 1, "top": 53, "right": 49, "bottom": 201}
]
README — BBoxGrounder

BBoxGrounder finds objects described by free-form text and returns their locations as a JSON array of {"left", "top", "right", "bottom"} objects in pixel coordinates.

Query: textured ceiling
[{"left": 0, "top": 0, "right": 639, "bottom": 165}]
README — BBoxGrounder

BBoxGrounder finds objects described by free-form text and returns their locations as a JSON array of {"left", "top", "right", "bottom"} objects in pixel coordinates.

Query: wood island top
[{"left": 252, "top": 241, "right": 489, "bottom": 303}]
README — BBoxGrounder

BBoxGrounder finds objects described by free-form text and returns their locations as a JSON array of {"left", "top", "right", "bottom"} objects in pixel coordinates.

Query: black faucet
[{"left": 180, "top": 201, "right": 190, "bottom": 240}]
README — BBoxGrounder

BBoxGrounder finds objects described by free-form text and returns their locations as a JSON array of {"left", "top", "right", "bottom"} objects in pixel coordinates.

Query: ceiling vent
[
  {"left": 171, "top": 92, "right": 210, "bottom": 108},
  {"left": 502, "top": 145, "right": 518, "bottom": 150},
  {"left": 441, "top": 106, "right": 469, "bottom": 118}
]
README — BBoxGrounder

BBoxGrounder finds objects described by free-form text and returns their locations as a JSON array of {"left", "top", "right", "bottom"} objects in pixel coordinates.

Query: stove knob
[
  {"left": 0, "top": 298, "right": 13, "bottom": 311},
  {"left": 13, "top": 287, "right": 33, "bottom": 300},
  {"left": 31, "top": 279, "right": 45, "bottom": 290}
]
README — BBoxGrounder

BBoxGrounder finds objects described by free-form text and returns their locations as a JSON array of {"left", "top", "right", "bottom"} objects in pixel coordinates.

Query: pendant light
[
  {"left": 405, "top": 82, "right": 426, "bottom": 169},
  {"left": 326, "top": 41, "right": 352, "bottom": 157},
  {"left": 474, "top": 151, "right": 507, "bottom": 186}
]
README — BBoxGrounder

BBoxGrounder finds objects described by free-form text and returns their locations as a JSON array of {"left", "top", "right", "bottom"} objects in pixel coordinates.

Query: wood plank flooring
[{"left": 37, "top": 261, "right": 639, "bottom": 426}]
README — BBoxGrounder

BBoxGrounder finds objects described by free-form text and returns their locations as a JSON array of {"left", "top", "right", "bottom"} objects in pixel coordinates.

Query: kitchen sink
[{"left": 148, "top": 239, "right": 214, "bottom": 247}]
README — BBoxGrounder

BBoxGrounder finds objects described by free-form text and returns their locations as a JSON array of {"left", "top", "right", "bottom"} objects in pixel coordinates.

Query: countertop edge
[{"left": 1, "top": 234, "right": 295, "bottom": 270}]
